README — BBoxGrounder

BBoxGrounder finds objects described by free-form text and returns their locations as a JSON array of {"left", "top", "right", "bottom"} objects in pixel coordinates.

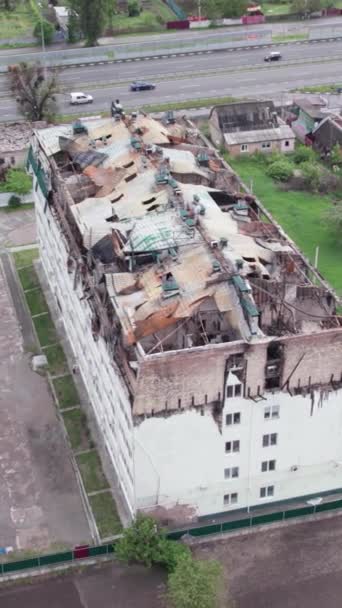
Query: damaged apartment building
[{"left": 29, "top": 112, "right": 342, "bottom": 525}]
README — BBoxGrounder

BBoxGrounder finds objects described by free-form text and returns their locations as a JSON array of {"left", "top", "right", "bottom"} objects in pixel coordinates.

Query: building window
[
  {"left": 264, "top": 405, "right": 280, "bottom": 420},
  {"left": 260, "top": 485, "right": 274, "bottom": 499},
  {"left": 224, "top": 492, "right": 238, "bottom": 505},
  {"left": 261, "top": 459, "right": 276, "bottom": 472},
  {"left": 261, "top": 142, "right": 271, "bottom": 149},
  {"left": 224, "top": 466, "right": 239, "bottom": 479},
  {"left": 240, "top": 144, "right": 248, "bottom": 152},
  {"left": 225, "top": 412, "right": 241, "bottom": 426},
  {"left": 225, "top": 440, "right": 240, "bottom": 453},
  {"left": 285, "top": 140, "right": 290, "bottom": 147},
  {"left": 227, "top": 384, "right": 242, "bottom": 398},
  {"left": 262, "top": 433, "right": 277, "bottom": 447}
]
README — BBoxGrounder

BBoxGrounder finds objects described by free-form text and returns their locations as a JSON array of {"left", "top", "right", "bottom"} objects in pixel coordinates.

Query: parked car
[
  {"left": 130, "top": 81, "right": 156, "bottom": 91},
  {"left": 70, "top": 92, "right": 93, "bottom": 105},
  {"left": 264, "top": 51, "right": 282, "bottom": 62}
]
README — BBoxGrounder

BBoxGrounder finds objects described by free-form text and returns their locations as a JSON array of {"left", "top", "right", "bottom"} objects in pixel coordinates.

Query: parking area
[
  {"left": 0, "top": 258, "right": 90, "bottom": 553},
  {"left": 0, "top": 562, "right": 166, "bottom": 608},
  {"left": 195, "top": 513, "right": 342, "bottom": 608}
]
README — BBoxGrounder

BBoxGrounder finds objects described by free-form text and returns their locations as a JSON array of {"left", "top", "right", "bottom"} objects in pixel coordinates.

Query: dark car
[
  {"left": 130, "top": 81, "right": 156, "bottom": 91},
  {"left": 264, "top": 51, "right": 282, "bottom": 62}
]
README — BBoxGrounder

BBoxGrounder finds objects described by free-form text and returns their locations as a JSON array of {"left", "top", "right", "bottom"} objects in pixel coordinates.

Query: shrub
[
  {"left": 167, "top": 555, "right": 224, "bottom": 608},
  {"left": 293, "top": 145, "right": 316, "bottom": 164},
  {"left": 115, "top": 513, "right": 190, "bottom": 571},
  {"left": 266, "top": 159, "right": 293, "bottom": 182},
  {"left": 8, "top": 194, "right": 21, "bottom": 208},
  {"left": 0, "top": 168, "right": 32, "bottom": 194},
  {"left": 115, "top": 513, "right": 167, "bottom": 568},
  {"left": 301, "top": 161, "right": 321, "bottom": 191},
  {"left": 33, "top": 19, "right": 55, "bottom": 45},
  {"left": 263, "top": 151, "right": 283, "bottom": 166},
  {"left": 127, "top": 0, "right": 140, "bottom": 16}
]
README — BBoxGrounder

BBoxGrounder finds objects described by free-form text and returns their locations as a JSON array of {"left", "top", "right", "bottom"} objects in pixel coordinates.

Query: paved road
[
  {"left": 1, "top": 14, "right": 342, "bottom": 59},
  {"left": 1, "top": 39, "right": 341, "bottom": 119}
]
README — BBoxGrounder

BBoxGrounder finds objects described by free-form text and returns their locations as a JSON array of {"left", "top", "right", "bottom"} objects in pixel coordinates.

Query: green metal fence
[{"left": 1, "top": 499, "right": 342, "bottom": 576}]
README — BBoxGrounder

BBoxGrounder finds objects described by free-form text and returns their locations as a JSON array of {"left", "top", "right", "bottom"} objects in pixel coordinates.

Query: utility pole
[
  {"left": 37, "top": 2, "right": 46, "bottom": 77},
  {"left": 198, "top": 0, "right": 201, "bottom": 20}
]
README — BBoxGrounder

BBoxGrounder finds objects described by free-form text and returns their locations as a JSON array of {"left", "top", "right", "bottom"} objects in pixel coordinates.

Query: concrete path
[{"left": 0, "top": 250, "right": 91, "bottom": 553}]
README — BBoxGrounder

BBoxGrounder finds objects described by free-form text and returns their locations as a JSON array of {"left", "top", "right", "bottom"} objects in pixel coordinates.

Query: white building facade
[{"left": 29, "top": 117, "right": 342, "bottom": 528}]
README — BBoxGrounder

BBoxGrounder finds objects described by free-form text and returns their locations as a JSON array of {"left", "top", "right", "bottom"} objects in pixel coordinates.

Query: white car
[{"left": 70, "top": 92, "right": 93, "bottom": 105}]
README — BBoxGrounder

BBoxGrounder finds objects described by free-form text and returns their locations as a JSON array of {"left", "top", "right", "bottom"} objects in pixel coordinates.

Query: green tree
[
  {"left": 291, "top": 0, "right": 322, "bottom": 14},
  {"left": 115, "top": 514, "right": 164, "bottom": 568},
  {"left": 33, "top": 19, "right": 55, "bottom": 45},
  {"left": 202, "top": 0, "right": 222, "bottom": 19},
  {"left": 67, "top": 9, "right": 82, "bottom": 42},
  {"left": 221, "top": 0, "right": 248, "bottom": 18},
  {"left": 128, "top": 0, "right": 140, "bottom": 16},
  {"left": 330, "top": 143, "right": 342, "bottom": 167},
  {"left": 168, "top": 555, "right": 223, "bottom": 608},
  {"left": 8, "top": 62, "right": 59, "bottom": 121},
  {"left": 115, "top": 513, "right": 190, "bottom": 570},
  {"left": 71, "top": 0, "right": 108, "bottom": 45}
]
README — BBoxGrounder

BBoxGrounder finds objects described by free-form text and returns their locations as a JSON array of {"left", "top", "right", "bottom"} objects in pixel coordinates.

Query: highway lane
[
  {"left": 58, "top": 39, "right": 342, "bottom": 89},
  {"left": 1, "top": 56, "right": 341, "bottom": 120},
  {"left": 1, "top": 38, "right": 342, "bottom": 97}
]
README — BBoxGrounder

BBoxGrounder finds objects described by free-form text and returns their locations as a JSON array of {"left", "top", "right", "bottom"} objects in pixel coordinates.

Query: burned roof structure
[
  {"left": 32, "top": 113, "right": 341, "bottom": 418},
  {"left": 210, "top": 100, "right": 279, "bottom": 133}
]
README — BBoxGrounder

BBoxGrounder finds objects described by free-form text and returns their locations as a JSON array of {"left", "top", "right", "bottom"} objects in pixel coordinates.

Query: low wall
[{"left": 1, "top": 496, "right": 342, "bottom": 578}]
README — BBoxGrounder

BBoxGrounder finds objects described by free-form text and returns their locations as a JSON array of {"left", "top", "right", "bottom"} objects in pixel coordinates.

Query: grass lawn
[
  {"left": 0, "top": 4, "right": 36, "bottom": 39},
  {"left": 13, "top": 248, "right": 38, "bottom": 269},
  {"left": 44, "top": 343, "right": 69, "bottom": 376},
  {"left": 53, "top": 375, "right": 79, "bottom": 409},
  {"left": 17, "top": 266, "right": 40, "bottom": 291},
  {"left": 262, "top": 2, "right": 291, "bottom": 14},
  {"left": 109, "top": 2, "right": 173, "bottom": 34},
  {"left": 33, "top": 311, "right": 58, "bottom": 347},
  {"left": 227, "top": 156, "right": 342, "bottom": 296},
  {"left": 89, "top": 492, "right": 123, "bottom": 538},
  {"left": 272, "top": 33, "right": 308, "bottom": 42},
  {"left": 0, "top": 203, "right": 34, "bottom": 213},
  {"left": 25, "top": 288, "right": 48, "bottom": 316},
  {"left": 62, "top": 408, "right": 93, "bottom": 451},
  {"left": 76, "top": 451, "right": 109, "bottom": 493}
]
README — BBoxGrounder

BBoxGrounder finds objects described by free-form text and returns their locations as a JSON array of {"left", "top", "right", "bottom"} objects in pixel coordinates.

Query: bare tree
[{"left": 8, "top": 62, "right": 59, "bottom": 122}]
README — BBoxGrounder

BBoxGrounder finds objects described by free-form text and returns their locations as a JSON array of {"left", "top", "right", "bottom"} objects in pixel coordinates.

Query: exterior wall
[
  {"left": 33, "top": 173, "right": 136, "bottom": 519},
  {"left": 226, "top": 138, "right": 295, "bottom": 156},
  {"left": 135, "top": 384, "right": 342, "bottom": 517},
  {"left": 209, "top": 112, "right": 224, "bottom": 148},
  {"left": 0, "top": 148, "right": 28, "bottom": 167}
]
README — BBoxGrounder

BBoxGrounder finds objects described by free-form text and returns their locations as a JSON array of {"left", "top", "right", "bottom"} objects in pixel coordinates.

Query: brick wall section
[
  {"left": 133, "top": 328, "right": 342, "bottom": 415},
  {"left": 279, "top": 328, "right": 342, "bottom": 390}
]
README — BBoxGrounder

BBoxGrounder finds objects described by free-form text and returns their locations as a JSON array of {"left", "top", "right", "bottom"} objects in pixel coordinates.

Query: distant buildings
[
  {"left": 29, "top": 112, "right": 342, "bottom": 527},
  {"left": 209, "top": 101, "right": 295, "bottom": 155}
]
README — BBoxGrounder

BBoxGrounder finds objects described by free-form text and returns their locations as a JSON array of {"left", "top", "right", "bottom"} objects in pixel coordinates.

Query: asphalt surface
[
  {"left": 0, "top": 42, "right": 342, "bottom": 120},
  {"left": 3, "top": 513, "right": 342, "bottom": 607},
  {"left": 1, "top": 38, "right": 342, "bottom": 119}
]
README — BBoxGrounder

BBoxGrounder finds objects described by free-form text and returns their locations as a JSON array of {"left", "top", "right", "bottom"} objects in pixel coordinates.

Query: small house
[{"left": 209, "top": 101, "right": 295, "bottom": 156}]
